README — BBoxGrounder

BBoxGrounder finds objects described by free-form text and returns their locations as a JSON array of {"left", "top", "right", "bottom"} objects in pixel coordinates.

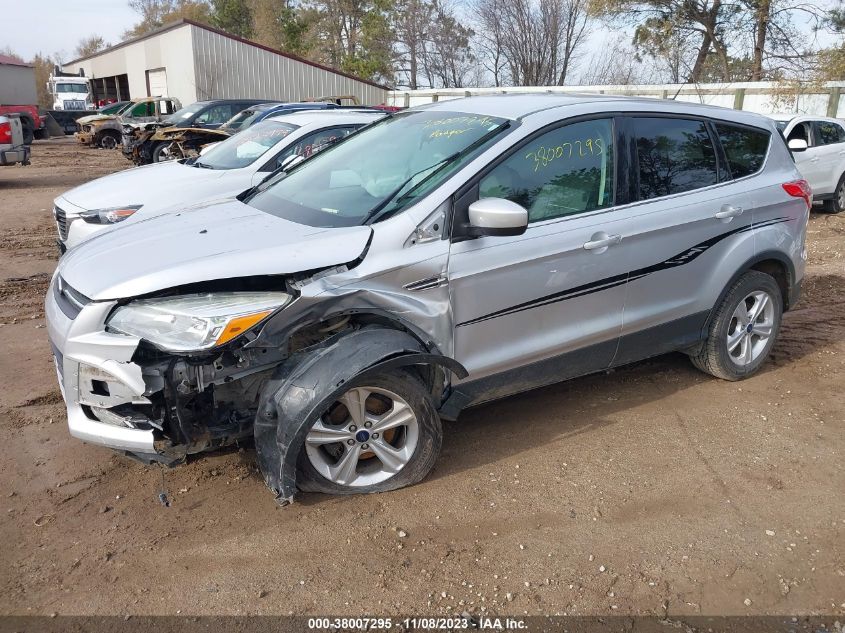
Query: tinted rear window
[
  {"left": 634, "top": 117, "right": 718, "bottom": 199},
  {"left": 716, "top": 123, "right": 770, "bottom": 179}
]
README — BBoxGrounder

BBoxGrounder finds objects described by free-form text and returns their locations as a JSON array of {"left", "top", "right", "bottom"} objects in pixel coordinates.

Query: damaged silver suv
[{"left": 46, "top": 95, "right": 809, "bottom": 504}]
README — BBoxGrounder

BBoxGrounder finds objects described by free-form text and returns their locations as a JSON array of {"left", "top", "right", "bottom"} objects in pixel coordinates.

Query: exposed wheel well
[{"left": 749, "top": 258, "right": 792, "bottom": 310}]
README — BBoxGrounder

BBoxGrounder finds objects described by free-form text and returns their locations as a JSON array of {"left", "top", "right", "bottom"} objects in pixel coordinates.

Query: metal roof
[
  {"left": 0, "top": 54, "right": 31, "bottom": 68},
  {"left": 63, "top": 19, "right": 390, "bottom": 91}
]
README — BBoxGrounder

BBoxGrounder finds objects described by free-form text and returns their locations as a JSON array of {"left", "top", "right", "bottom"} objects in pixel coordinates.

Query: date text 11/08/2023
[{"left": 307, "top": 616, "right": 528, "bottom": 630}]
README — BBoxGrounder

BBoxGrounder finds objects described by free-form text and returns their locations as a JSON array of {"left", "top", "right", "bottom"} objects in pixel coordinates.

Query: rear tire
[
  {"left": 297, "top": 371, "right": 442, "bottom": 496},
  {"left": 21, "top": 119, "right": 34, "bottom": 145},
  {"left": 690, "top": 271, "right": 782, "bottom": 381},
  {"left": 822, "top": 174, "right": 845, "bottom": 213}
]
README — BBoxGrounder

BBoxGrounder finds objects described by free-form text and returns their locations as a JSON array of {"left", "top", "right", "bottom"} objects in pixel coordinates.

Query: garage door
[{"left": 146, "top": 68, "right": 168, "bottom": 97}]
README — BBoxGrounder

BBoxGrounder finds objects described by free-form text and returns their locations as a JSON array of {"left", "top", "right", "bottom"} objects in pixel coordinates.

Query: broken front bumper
[
  {"left": 45, "top": 275, "right": 157, "bottom": 455},
  {"left": 75, "top": 132, "right": 94, "bottom": 145}
]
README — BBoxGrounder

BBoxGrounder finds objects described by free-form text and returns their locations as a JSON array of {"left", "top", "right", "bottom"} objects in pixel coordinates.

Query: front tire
[
  {"left": 823, "top": 174, "right": 845, "bottom": 213},
  {"left": 297, "top": 371, "right": 442, "bottom": 495},
  {"left": 152, "top": 141, "right": 178, "bottom": 163},
  {"left": 690, "top": 271, "right": 782, "bottom": 381},
  {"left": 98, "top": 130, "right": 120, "bottom": 149}
]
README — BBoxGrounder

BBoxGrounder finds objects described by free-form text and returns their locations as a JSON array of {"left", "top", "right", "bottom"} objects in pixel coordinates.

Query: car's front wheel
[
  {"left": 823, "top": 173, "right": 845, "bottom": 213},
  {"left": 297, "top": 372, "right": 442, "bottom": 495},
  {"left": 690, "top": 271, "right": 783, "bottom": 381}
]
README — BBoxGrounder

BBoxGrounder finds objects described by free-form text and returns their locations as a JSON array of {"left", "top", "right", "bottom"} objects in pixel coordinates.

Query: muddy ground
[{"left": 0, "top": 138, "right": 842, "bottom": 618}]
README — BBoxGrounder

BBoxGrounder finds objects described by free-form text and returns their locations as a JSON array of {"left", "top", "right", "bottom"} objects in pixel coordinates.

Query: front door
[{"left": 448, "top": 117, "right": 628, "bottom": 404}]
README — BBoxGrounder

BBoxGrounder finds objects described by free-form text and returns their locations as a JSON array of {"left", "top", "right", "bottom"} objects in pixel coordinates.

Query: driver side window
[{"left": 479, "top": 118, "right": 615, "bottom": 223}]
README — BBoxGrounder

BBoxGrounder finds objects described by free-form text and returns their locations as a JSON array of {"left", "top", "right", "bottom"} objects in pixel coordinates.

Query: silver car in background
[
  {"left": 53, "top": 109, "right": 385, "bottom": 251},
  {"left": 45, "top": 95, "right": 809, "bottom": 504}
]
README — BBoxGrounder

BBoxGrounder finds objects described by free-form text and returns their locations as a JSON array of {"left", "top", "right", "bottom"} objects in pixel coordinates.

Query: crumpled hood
[
  {"left": 59, "top": 198, "right": 372, "bottom": 301},
  {"left": 76, "top": 114, "right": 115, "bottom": 125},
  {"left": 61, "top": 161, "right": 225, "bottom": 212}
]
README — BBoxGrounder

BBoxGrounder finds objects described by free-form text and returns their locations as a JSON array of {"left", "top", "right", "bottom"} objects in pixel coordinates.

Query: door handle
[
  {"left": 810, "top": 156, "right": 820, "bottom": 163},
  {"left": 715, "top": 205, "right": 743, "bottom": 219},
  {"left": 583, "top": 233, "right": 622, "bottom": 250}
]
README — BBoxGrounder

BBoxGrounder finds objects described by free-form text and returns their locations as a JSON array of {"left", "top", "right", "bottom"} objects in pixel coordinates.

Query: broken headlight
[
  {"left": 80, "top": 205, "right": 143, "bottom": 224},
  {"left": 107, "top": 292, "right": 291, "bottom": 352}
]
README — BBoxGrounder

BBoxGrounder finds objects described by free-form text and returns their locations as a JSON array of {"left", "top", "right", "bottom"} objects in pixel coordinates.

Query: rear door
[
  {"left": 448, "top": 116, "right": 629, "bottom": 399},
  {"left": 811, "top": 120, "right": 845, "bottom": 194},
  {"left": 787, "top": 120, "right": 827, "bottom": 193},
  {"left": 611, "top": 115, "right": 757, "bottom": 365}
]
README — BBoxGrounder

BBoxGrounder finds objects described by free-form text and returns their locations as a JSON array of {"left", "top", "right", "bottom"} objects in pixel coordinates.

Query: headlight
[
  {"left": 80, "top": 205, "right": 142, "bottom": 224},
  {"left": 107, "top": 292, "right": 291, "bottom": 352}
]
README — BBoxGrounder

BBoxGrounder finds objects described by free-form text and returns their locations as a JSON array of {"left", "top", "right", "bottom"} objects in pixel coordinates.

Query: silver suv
[{"left": 45, "top": 95, "right": 810, "bottom": 504}]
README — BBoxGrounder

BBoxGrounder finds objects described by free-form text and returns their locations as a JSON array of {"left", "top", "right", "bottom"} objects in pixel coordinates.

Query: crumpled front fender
[{"left": 253, "top": 326, "right": 466, "bottom": 505}]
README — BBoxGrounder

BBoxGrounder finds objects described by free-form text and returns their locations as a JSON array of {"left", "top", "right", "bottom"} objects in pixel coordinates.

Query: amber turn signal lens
[{"left": 214, "top": 310, "right": 273, "bottom": 346}]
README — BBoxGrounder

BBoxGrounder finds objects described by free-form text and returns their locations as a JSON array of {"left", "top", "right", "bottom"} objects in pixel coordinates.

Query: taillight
[
  {"left": 782, "top": 179, "right": 812, "bottom": 211},
  {"left": 0, "top": 122, "right": 11, "bottom": 143}
]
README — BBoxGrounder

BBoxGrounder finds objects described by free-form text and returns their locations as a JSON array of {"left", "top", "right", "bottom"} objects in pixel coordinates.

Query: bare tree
[
  {"left": 74, "top": 35, "right": 109, "bottom": 58},
  {"left": 475, "top": 0, "right": 591, "bottom": 86}
]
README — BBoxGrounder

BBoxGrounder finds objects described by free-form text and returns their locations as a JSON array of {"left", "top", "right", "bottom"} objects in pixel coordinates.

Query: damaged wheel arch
[{"left": 253, "top": 325, "right": 467, "bottom": 505}]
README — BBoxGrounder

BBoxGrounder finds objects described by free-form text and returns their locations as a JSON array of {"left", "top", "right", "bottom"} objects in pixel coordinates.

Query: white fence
[{"left": 388, "top": 82, "right": 845, "bottom": 117}]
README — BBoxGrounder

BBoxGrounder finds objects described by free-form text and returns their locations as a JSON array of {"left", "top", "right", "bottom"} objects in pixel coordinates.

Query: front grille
[
  {"left": 65, "top": 100, "right": 86, "bottom": 111},
  {"left": 53, "top": 276, "right": 91, "bottom": 320},
  {"left": 54, "top": 205, "right": 70, "bottom": 240}
]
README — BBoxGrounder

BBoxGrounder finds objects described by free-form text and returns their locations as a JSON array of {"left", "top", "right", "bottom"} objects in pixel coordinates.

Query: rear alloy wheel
[
  {"left": 298, "top": 372, "right": 441, "bottom": 495},
  {"left": 690, "top": 271, "right": 782, "bottom": 380}
]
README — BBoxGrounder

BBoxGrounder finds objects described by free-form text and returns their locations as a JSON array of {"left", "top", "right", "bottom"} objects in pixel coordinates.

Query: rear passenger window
[
  {"left": 634, "top": 117, "right": 717, "bottom": 199},
  {"left": 814, "top": 121, "right": 845, "bottom": 145},
  {"left": 479, "top": 118, "right": 614, "bottom": 223},
  {"left": 715, "top": 123, "right": 770, "bottom": 179}
]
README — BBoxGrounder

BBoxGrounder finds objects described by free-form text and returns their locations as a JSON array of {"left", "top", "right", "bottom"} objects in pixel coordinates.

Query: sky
[
  {"left": 4, "top": 0, "right": 840, "bottom": 79},
  {"left": 7, "top": 0, "right": 138, "bottom": 62}
]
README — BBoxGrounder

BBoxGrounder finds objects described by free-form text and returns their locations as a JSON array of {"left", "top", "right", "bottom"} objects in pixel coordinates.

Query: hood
[
  {"left": 61, "top": 161, "right": 226, "bottom": 212},
  {"left": 77, "top": 114, "right": 114, "bottom": 125},
  {"left": 59, "top": 198, "right": 372, "bottom": 301}
]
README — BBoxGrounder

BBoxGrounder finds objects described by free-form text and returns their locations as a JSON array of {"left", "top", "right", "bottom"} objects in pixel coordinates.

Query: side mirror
[
  {"left": 466, "top": 198, "right": 528, "bottom": 237},
  {"left": 278, "top": 154, "right": 305, "bottom": 171},
  {"left": 788, "top": 138, "right": 808, "bottom": 152}
]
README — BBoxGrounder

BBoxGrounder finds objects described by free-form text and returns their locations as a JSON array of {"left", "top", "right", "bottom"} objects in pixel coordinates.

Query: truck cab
[{"left": 49, "top": 76, "right": 94, "bottom": 111}]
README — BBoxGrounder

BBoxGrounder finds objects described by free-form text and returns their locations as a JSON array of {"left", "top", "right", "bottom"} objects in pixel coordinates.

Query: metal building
[
  {"left": 61, "top": 19, "right": 389, "bottom": 107},
  {"left": 0, "top": 55, "right": 37, "bottom": 104}
]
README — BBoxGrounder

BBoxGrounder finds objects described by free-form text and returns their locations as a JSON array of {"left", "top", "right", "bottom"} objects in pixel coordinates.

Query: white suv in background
[{"left": 771, "top": 114, "right": 845, "bottom": 213}]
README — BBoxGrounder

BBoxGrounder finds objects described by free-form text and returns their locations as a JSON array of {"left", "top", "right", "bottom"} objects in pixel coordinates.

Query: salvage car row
[{"left": 48, "top": 95, "right": 817, "bottom": 505}]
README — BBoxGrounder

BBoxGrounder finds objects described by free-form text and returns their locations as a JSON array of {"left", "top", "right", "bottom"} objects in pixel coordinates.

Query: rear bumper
[{"left": 0, "top": 145, "right": 30, "bottom": 166}]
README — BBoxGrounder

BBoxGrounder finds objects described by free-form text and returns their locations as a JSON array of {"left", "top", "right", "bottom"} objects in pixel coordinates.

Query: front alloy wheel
[{"left": 298, "top": 372, "right": 442, "bottom": 495}]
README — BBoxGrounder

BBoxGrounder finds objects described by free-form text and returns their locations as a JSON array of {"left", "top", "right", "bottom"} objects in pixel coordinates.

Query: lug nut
[
  {"left": 364, "top": 421, "right": 372, "bottom": 428},
  {"left": 372, "top": 433, "right": 379, "bottom": 439},
  {"left": 362, "top": 443, "right": 369, "bottom": 450},
  {"left": 346, "top": 439, "right": 355, "bottom": 445},
  {"left": 349, "top": 425, "right": 357, "bottom": 432}
]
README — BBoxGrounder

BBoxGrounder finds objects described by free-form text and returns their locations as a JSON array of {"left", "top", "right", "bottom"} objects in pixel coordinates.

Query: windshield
[
  {"left": 166, "top": 102, "right": 207, "bottom": 124},
  {"left": 247, "top": 110, "right": 510, "bottom": 227},
  {"left": 224, "top": 108, "right": 266, "bottom": 131},
  {"left": 196, "top": 120, "right": 299, "bottom": 169},
  {"left": 56, "top": 83, "right": 87, "bottom": 93}
]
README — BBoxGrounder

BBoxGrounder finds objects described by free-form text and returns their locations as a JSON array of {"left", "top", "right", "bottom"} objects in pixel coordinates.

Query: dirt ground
[{"left": 0, "top": 137, "right": 842, "bottom": 618}]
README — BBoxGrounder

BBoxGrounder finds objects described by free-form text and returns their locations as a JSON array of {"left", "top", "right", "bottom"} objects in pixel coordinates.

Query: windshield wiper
[{"left": 361, "top": 122, "right": 510, "bottom": 225}]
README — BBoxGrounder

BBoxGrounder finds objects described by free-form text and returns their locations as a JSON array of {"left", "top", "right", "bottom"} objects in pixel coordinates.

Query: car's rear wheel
[
  {"left": 21, "top": 118, "right": 34, "bottom": 145},
  {"left": 823, "top": 174, "right": 845, "bottom": 213},
  {"left": 690, "top": 271, "right": 782, "bottom": 381},
  {"left": 297, "top": 372, "right": 441, "bottom": 495}
]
